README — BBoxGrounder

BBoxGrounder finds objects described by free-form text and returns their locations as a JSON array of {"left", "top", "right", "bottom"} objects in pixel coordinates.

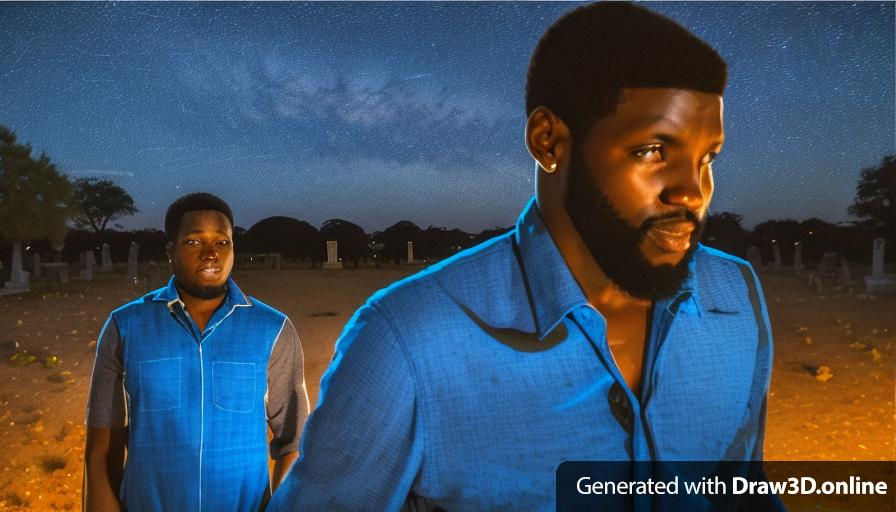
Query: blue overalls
[{"left": 112, "top": 277, "right": 285, "bottom": 511}]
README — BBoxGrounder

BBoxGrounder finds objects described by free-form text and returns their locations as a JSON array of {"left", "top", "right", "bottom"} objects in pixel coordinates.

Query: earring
[{"left": 543, "top": 162, "right": 557, "bottom": 174}]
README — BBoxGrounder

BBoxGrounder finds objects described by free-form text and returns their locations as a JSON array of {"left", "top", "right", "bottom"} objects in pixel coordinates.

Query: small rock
[{"left": 815, "top": 366, "right": 834, "bottom": 382}]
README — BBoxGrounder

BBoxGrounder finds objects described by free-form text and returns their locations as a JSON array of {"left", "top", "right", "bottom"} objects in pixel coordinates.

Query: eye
[
  {"left": 217, "top": 240, "right": 230, "bottom": 246},
  {"left": 183, "top": 239, "right": 199, "bottom": 246},
  {"left": 633, "top": 144, "right": 664, "bottom": 162}
]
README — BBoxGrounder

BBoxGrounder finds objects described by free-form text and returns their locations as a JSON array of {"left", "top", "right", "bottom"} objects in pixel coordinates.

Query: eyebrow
[
  {"left": 648, "top": 132, "right": 725, "bottom": 150},
  {"left": 184, "top": 229, "right": 230, "bottom": 236}
]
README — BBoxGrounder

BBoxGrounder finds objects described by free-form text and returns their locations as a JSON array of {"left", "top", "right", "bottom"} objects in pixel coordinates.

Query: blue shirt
[
  {"left": 269, "top": 198, "right": 774, "bottom": 511},
  {"left": 87, "top": 277, "right": 308, "bottom": 512}
]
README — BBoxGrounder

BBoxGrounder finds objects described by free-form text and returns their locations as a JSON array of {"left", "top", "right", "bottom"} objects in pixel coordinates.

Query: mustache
[{"left": 639, "top": 210, "right": 702, "bottom": 233}]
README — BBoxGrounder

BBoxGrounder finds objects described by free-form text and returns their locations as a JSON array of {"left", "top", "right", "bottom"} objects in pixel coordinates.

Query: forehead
[
  {"left": 588, "top": 87, "right": 724, "bottom": 142},
  {"left": 178, "top": 210, "right": 232, "bottom": 236}
]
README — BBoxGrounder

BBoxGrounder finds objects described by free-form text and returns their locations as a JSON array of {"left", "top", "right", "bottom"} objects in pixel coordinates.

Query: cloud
[{"left": 174, "top": 47, "right": 518, "bottom": 166}]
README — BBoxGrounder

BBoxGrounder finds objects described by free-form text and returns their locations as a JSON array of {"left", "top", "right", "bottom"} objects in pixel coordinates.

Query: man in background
[{"left": 84, "top": 192, "right": 308, "bottom": 511}]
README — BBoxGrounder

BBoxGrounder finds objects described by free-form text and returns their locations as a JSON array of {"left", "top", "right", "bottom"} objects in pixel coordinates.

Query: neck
[
  {"left": 174, "top": 283, "right": 227, "bottom": 330},
  {"left": 537, "top": 196, "right": 651, "bottom": 313}
]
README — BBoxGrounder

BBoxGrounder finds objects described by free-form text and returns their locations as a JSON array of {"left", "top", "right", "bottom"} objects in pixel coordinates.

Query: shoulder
[
  {"left": 246, "top": 296, "right": 288, "bottom": 325},
  {"left": 693, "top": 244, "right": 767, "bottom": 317},
  {"left": 364, "top": 231, "right": 520, "bottom": 320},
  {"left": 109, "top": 288, "right": 167, "bottom": 321}
]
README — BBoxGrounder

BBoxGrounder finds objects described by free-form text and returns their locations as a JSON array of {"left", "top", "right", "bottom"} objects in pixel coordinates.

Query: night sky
[{"left": 1, "top": 2, "right": 893, "bottom": 233}]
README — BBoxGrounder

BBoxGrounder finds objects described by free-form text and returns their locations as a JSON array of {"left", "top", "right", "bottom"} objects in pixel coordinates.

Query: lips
[
  {"left": 645, "top": 220, "right": 696, "bottom": 253},
  {"left": 198, "top": 267, "right": 222, "bottom": 280}
]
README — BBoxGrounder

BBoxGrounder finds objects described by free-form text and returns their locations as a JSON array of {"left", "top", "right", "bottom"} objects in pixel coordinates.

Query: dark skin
[
  {"left": 527, "top": 88, "right": 724, "bottom": 395},
  {"left": 84, "top": 210, "right": 296, "bottom": 511}
]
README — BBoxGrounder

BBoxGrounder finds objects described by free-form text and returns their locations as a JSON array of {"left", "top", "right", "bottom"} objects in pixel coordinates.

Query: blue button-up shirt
[{"left": 269, "top": 197, "right": 773, "bottom": 511}]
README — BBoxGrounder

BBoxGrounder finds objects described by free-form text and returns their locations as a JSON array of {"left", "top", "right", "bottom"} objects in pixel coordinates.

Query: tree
[
  {"left": 320, "top": 219, "right": 367, "bottom": 268},
  {"left": 0, "top": 125, "right": 73, "bottom": 260},
  {"left": 703, "top": 211, "right": 749, "bottom": 257},
  {"left": 849, "top": 154, "right": 895, "bottom": 236},
  {"left": 372, "top": 221, "right": 421, "bottom": 266},
  {"left": 244, "top": 216, "right": 325, "bottom": 263},
  {"left": 72, "top": 177, "right": 138, "bottom": 233}
]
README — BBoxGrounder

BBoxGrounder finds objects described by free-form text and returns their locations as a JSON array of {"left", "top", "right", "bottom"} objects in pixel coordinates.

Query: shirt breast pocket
[
  {"left": 212, "top": 361, "right": 257, "bottom": 413},
  {"left": 138, "top": 357, "right": 182, "bottom": 411}
]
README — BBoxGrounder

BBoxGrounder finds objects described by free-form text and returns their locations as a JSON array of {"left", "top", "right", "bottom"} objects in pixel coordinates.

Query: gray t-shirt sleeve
[
  {"left": 85, "top": 316, "right": 128, "bottom": 428},
  {"left": 267, "top": 317, "right": 310, "bottom": 459}
]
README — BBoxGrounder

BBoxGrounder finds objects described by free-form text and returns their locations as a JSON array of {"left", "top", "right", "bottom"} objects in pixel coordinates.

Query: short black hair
[
  {"left": 526, "top": 2, "right": 727, "bottom": 140},
  {"left": 164, "top": 192, "right": 234, "bottom": 241}
]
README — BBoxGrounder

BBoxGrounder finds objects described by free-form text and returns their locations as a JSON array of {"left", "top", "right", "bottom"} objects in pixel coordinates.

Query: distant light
[
  {"left": 809, "top": 231, "right": 814, "bottom": 235},
  {"left": 771, "top": 239, "right": 776, "bottom": 243}
]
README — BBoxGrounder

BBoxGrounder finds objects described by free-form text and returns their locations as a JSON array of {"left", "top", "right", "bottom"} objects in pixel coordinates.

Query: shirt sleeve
[
  {"left": 266, "top": 317, "right": 310, "bottom": 459},
  {"left": 85, "top": 315, "right": 128, "bottom": 428},
  {"left": 266, "top": 304, "right": 423, "bottom": 512}
]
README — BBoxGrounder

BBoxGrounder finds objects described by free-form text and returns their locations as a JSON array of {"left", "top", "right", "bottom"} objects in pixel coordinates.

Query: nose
[
  {"left": 659, "top": 158, "right": 710, "bottom": 212},
  {"left": 200, "top": 244, "right": 219, "bottom": 261}
]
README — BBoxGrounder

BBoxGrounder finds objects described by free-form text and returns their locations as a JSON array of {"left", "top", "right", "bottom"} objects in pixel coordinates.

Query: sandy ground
[{"left": 0, "top": 267, "right": 893, "bottom": 510}]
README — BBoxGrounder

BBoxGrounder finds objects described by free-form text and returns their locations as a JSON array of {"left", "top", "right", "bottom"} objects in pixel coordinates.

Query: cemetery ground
[{"left": 0, "top": 267, "right": 894, "bottom": 510}]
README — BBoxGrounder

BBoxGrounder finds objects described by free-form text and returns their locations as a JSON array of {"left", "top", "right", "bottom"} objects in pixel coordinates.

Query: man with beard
[
  {"left": 84, "top": 193, "right": 309, "bottom": 512},
  {"left": 270, "top": 3, "right": 776, "bottom": 511}
]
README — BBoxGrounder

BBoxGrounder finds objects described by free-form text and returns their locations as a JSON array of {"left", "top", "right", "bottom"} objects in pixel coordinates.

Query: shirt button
[{"left": 607, "top": 381, "right": 634, "bottom": 434}]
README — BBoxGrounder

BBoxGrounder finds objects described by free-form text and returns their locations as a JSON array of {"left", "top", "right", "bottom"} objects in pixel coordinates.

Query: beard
[
  {"left": 174, "top": 277, "right": 228, "bottom": 301},
  {"left": 563, "top": 150, "right": 704, "bottom": 301}
]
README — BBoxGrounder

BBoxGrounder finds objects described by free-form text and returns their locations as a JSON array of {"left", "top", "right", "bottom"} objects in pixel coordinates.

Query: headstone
[
  {"left": 322, "top": 240, "right": 343, "bottom": 269},
  {"left": 771, "top": 241, "right": 782, "bottom": 270},
  {"left": 272, "top": 253, "right": 282, "bottom": 271},
  {"left": 872, "top": 238, "right": 885, "bottom": 277},
  {"left": 32, "top": 253, "right": 41, "bottom": 279},
  {"left": 817, "top": 252, "right": 839, "bottom": 275},
  {"left": 2, "top": 241, "right": 31, "bottom": 294},
  {"left": 838, "top": 258, "right": 853, "bottom": 287},
  {"left": 793, "top": 242, "right": 804, "bottom": 272},
  {"left": 865, "top": 238, "right": 896, "bottom": 294},
  {"left": 127, "top": 242, "right": 140, "bottom": 283},
  {"left": 146, "top": 261, "right": 166, "bottom": 290},
  {"left": 101, "top": 243, "right": 112, "bottom": 270},
  {"left": 407, "top": 241, "right": 415, "bottom": 264},
  {"left": 80, "top": 250, "right": 96, "bottom": 281}
]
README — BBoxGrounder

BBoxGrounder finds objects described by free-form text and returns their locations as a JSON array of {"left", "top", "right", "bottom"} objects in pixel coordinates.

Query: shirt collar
[
  {"left": 151, "top": 275, "right": 251, "bottom": 309},
  {"left": 514, "top": 197, "right": 703, "bottom": 340}
]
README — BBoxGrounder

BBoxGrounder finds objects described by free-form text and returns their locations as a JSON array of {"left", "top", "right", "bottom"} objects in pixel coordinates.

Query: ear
[{"left": 525, "top": 107, "right": 573, "bottom": 175}]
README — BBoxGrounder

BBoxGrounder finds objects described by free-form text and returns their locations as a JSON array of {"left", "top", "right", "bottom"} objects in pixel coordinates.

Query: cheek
[{"left": 701, "top": 166, "right": 715, "bottom": 212}]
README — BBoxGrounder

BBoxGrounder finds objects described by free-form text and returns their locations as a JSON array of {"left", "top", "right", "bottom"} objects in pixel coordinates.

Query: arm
[
  {"left": 84, "top": 426, "right": 127, "bottom": 512},
  {"left": 266, "top": 305, "right": 423, "bottom": 512},
  {"left": 266, "top": 317, "right": 310, "bottom": 490},
  {"left": 83, "top": 316, "right": 128, "bottom": 512},
  {"left": 738, "top": 264, "right": 787, "bottom": 511}
]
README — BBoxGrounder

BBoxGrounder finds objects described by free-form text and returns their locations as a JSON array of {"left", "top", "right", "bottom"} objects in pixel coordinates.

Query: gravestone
[
  {"left": 146, "top": 261, "right": 166, "bottom": 290},
  {"left": 872, "top": 238, "right": 885, "bottom": 277},
  {"left": 32, "top": 253, "right": 41, "bottom": 279},
  {"left": 864, "top": 238, "right": 896, "bottom": 294},
  {"left": 746, "top": 246, "right": 762, "bottom": 270},
  {"left": 322, "top": 240, "right": 343, "bottom": 269},
  {"left": 407, "top": 241, "right": 415, "bottom": 264},
  {"left": 80, "top": 251, "right": 96, "bottom": 281},
  {"left": 771, "top": 241, "right": 782, "bottom": 271},
  {"left": 127, "top": 242, "right": 140, "bottom": 283},
  {"left": 838, "top": 258, "right": 853, "bottom": 287},
  {"left": 101, "top": 243, "right": 112, "bottom": 270},
  {"left": 271, "top": 253, "right": 282, "bottom": 271},
  {"left": 2, "top": 241, "right": 31, "bottom": 295},
  {"left": 793, "top": 242, "right": 804, "bottom": 273}
]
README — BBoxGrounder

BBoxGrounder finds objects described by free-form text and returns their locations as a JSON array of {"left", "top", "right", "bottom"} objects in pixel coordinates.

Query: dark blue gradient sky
[{"left": 1, "top": 2, "right": 893, "bottom": 232}]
